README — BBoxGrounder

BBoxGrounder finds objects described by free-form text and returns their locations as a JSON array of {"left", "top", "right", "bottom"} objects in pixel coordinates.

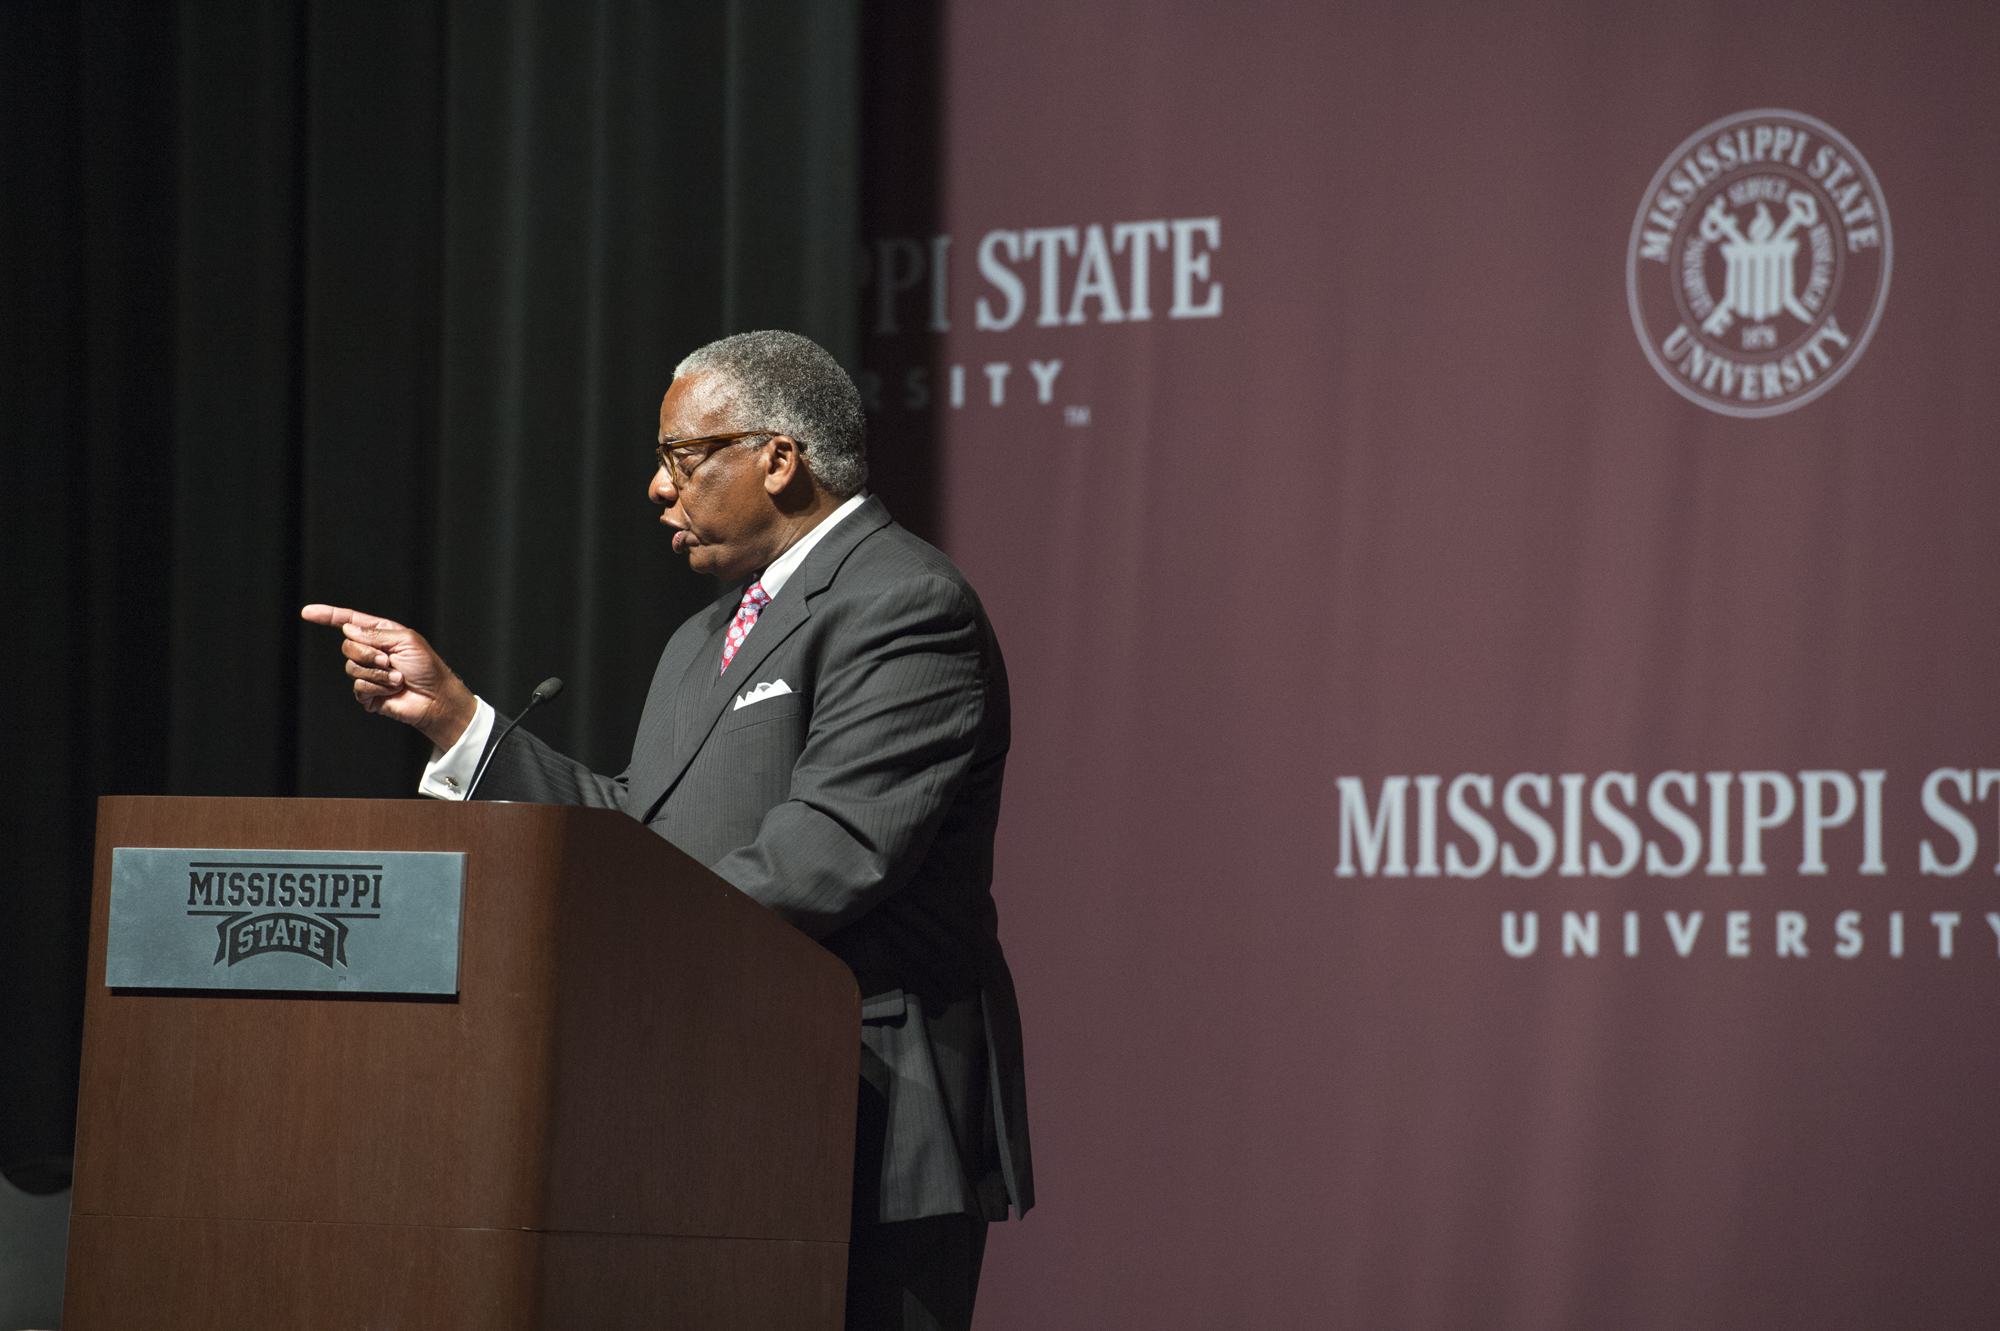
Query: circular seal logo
[{"left": 1627, "top": 109, "right": 1890, "bottom": 418}]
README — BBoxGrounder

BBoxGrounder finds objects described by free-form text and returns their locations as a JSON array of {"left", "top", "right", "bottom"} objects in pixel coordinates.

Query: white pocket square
[{"left": 733, "top": 678, "right": 793, "bottom": 710}]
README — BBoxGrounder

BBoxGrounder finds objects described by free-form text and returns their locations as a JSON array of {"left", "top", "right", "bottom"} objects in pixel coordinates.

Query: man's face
[{"left": 651, "top": 371, "right": 789, "bottom": 583}]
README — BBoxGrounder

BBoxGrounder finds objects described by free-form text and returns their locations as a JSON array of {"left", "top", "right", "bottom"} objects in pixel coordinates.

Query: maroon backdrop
[{"left": 863, "top": 3, "right": 2000, "bottom": 1327}]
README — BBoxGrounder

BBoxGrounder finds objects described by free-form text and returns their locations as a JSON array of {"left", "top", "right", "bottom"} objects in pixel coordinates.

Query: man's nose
[{"left": 648, "top": 465, "right": 679, "bottom": 507}]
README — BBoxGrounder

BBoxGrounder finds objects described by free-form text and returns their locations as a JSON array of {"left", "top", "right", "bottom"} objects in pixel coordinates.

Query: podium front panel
[{"left": 67, "top": 796, "right": 860, "bottom": 1330}]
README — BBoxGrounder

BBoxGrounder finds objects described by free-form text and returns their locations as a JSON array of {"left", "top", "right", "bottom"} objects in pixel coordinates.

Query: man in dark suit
[{"left": 303, "top": 330, "right": 1031, "bottom": 1330}]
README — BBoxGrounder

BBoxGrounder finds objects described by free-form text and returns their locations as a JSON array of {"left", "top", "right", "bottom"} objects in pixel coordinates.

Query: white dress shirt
[{"left": 419, "top": 492, "right": 869, "bottom": 800}]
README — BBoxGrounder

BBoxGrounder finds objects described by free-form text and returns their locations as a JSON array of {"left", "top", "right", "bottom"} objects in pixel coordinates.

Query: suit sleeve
[
  {"left": 474, "top": 722, "right": 630, "bottom": 809},
  {"left": 709, "top": 572, "right": 988, "bottom": 939}
]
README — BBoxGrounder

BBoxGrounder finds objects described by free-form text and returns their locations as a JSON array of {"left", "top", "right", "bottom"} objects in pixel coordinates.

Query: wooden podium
[{"left": 64, "top": 796, "right": 861, "bottom": 1329}]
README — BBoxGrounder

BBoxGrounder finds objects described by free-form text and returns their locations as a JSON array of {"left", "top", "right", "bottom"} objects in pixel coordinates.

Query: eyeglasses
[{"left": 653, "top": 430, "right": 776, "bottom": 487}]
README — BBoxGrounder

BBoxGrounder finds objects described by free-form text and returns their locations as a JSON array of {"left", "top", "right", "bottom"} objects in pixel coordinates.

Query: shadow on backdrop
[{"left": 856, "top": 0, "right": 946, "bottom": 542}]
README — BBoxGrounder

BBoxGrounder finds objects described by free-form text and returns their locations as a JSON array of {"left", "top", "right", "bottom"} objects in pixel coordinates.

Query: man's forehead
[{"left": 658, "top": 371, "right": 739, "bottom": 440}]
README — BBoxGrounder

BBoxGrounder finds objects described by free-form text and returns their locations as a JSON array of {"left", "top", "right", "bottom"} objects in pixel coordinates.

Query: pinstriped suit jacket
[{"left": 476, "top": 496, "right": 1033, "bottom": 1224}]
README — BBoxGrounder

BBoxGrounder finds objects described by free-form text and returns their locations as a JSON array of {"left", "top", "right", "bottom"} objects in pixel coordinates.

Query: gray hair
[{"left": 674, "top": 330, "right": 868, "bottom": 497}]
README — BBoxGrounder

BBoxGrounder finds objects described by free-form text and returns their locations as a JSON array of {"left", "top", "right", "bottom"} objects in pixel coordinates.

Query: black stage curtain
[{"left": 0, "top": 0, "right": 861, "bottom": 1193}]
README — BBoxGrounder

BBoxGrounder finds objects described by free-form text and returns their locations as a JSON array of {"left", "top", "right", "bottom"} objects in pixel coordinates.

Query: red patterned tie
[{"left": 719, "top": 580, "right": 772, "bottom": 674}]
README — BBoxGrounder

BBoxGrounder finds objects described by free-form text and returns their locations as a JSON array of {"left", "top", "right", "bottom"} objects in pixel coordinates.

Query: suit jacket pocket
[{"left": 718, "top": 691, "right": 804, "bottom": 732}]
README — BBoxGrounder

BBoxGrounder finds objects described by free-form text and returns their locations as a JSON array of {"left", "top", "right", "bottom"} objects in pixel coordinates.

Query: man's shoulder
[
  {"left": 817, "top": 506, "right": 979, "bottom": 602},
  {"left": 851, "top": 520, "right": 972, "bottom": 587},
  {"left": 819, "top": 518, "right": 1006, "bottom": 694},
  {"left": 814, "top": 516, "right": 1004, "bottom": 654}
]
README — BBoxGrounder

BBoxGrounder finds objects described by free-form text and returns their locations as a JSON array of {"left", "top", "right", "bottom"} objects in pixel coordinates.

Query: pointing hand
[{"left": 299, "top": 604, "right": 478, "bottom": 750}]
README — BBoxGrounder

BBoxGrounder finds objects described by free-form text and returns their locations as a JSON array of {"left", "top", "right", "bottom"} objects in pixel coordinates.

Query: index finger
[
  {"left": 301, "top": 604, "right": 404, "bottom": 632},
  {"left": 301, "top": 603, "right": 353, "bottom": 627}
]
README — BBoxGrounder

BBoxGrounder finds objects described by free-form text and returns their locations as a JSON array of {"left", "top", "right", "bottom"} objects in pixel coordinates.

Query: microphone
[{"left": 464, "top": 677, "right": 564, "bottom": 801}]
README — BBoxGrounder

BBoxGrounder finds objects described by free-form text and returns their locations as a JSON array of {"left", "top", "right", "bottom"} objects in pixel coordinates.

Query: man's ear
[{"left": 763, "top": 435, "right": 804, "bottom": 495}]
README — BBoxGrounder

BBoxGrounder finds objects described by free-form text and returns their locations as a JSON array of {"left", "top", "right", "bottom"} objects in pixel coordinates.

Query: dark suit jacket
[{"left": 475, "top": 496, "right": 1033, "bottom": 1224}]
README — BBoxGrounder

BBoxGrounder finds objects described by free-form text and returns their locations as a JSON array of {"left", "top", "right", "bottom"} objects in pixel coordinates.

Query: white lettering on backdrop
[
  {"left": 860, "top": 215, "right": 1223, "bottom": 425},
  {"left": 1334, "top": 767, "right": 2000, "bottom": 960}
]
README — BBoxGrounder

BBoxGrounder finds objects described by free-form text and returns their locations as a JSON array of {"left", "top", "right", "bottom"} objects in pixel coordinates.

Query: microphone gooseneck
[{"left": 464, "top": 676, "right": 564, "bottom": 801}]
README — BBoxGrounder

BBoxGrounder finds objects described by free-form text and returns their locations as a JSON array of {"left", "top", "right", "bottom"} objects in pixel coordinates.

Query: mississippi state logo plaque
[{"left": 1627, "top": 109, "right": 1890, "bottom": 418}]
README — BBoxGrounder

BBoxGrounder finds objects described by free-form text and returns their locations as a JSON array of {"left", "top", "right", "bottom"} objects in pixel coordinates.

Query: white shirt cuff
[{"left": 419, "top": 698, "right": 497, "bottom": 800}]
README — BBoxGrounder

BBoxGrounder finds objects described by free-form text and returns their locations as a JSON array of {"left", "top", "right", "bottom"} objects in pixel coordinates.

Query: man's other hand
[{"left": 299, "top": 605, "right": 479, "bottom": 751}]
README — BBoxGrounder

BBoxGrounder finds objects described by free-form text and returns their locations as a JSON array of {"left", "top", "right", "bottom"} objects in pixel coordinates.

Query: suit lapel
[
  {"left": 624, "top": 587, "right": 738, "bottom": 818},
  {"left": 635, "top": 498, "right": 894, "bottom": 819},
  {"left": 672, "top": 612, "right": 738, "bottom": 751},
  {"left": 648, "top": 589, "right": 811, "bottom": 809}
]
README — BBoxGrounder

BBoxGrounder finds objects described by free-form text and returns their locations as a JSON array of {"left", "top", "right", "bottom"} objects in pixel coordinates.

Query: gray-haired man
[{"left": 304, "top": 330, "right": 1032, "bottom": 1330}]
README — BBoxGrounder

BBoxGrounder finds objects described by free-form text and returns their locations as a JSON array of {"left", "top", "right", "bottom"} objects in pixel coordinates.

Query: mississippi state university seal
[{"left": 1627, "top": 109, "right": 1890, "bottom": 418}]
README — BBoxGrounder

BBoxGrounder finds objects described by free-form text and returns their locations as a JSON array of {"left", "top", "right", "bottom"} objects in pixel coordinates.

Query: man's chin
[{"left": 686, "top": 545, "right": 745, "bottom": 581}]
